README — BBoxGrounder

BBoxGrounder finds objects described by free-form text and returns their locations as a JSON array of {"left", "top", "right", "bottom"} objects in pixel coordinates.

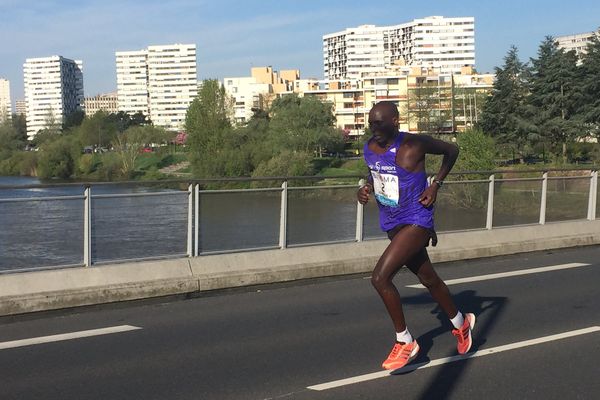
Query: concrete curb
[{"left": 1, "top": 220, "right": 599, "bottom": 316}]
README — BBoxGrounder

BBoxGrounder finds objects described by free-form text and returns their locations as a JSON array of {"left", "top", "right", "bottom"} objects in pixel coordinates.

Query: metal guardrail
[{"left": 0, "top": 168, "right": 598, "bottom": 272}]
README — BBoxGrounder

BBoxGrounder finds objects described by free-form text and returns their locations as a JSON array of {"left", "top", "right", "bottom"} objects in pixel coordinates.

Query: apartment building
[
  {"left": 300, "top": 65, "right": 492, "bottom": 135},
  {"left": 0, "top": 78, "right": 11, "bottom": 122},
  {"left": 556, "top": 31, "right": 599, "bottom": 61},
  {"left": 116, "top": 50, "right": 149, "bottom": 116},
  {"left": 224, "top": 64, "right": 492, "bottom": 135},
  {"left": 84, "top": 92, "right": 118, "bottom": 116},
  {"left": 116, "top": 44, "right": 198, "bottom": 130},
  {"left": 224, "top": 66, "right": 299, "bottom": 124},
  {"left": 324, "top": 16, "right": 475, "bottom": 79},
  {"left": 147, "top": 44, "right": 197, "bottom": 129},
  {"left": 15, "top": 100, "right": 26, "bottom": 117},
  {"left": 23, "top": 56, "right": 84, "bottom": 138}
]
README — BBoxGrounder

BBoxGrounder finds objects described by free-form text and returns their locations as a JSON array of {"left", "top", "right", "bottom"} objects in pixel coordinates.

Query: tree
[
  {"left": 102, "top": 111, "right": 151, "bottom": 133},
  {"left": 0, "top": 118, "right": 25, "bottom": 160},
  {"left": 454, "top": 128, "right": 496, "bottom": 172},
  {"left": 64, "top": 110, "right": 85, "bottom": 129},
  {"left": 251, "top": 150, "right": 315, "bottom": 187},
  {"left": 112, "top": 125, "right": 170, "bottom": 178},
  {"left": 37, "top": 136, "right": 79, "bottom": 180},
  {"left": 408, "top": 77, "right": 452, "bottom": 134},
  {"left": 444, "top": 128, "right": 496, "bottom": 209},
  {"left": 268, "top": 94, "right": 344, "bottom": 155},
  {"left": 185, "top": 79, "right": 233, "bottom": 177},
  {"left": 479, "top": 46, "right": 534, "bottom": 158},
  {"left": 77, "top": 111, "right": 118, "bottom": 147},
  {"left": 130, "top": 111, "right": 151, "bottom": 126},
  {"left": 578, "top": 30, "right": 600, "bottom": 141},
  {"left": 529, "top": 36, "right": 582, "bottom": 161},
  {"left": 11, "top": 113, "right": 27, "bottom": 143}
]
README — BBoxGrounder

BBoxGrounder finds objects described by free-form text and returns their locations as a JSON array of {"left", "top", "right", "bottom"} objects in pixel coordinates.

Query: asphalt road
[{"left": 1, "top": 246, "right": 599, "bottom": 400}]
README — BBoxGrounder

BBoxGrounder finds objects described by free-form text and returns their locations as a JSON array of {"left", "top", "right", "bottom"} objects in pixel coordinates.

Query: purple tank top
[{"left": 363, "top": 132, "right": 434, "bottom": 232}]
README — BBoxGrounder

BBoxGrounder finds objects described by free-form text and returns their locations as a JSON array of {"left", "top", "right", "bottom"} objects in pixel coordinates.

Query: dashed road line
[
  {"left": 406, "top": 263, "right": 591, "bottom": 288},
  {"left": 307, "top": 326, "right": 600, "bottom": 391},
  {"left": 0, "top": 325, "right": 142, "bottom": 350}
]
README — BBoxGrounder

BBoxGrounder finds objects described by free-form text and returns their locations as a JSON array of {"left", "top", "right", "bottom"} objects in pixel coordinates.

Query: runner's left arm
[
  {"left": 417, "top": 136, "right": 459, "bottom": 206},
  {"left": 420, "top": 135, "right": 459, "bottom": 184}
]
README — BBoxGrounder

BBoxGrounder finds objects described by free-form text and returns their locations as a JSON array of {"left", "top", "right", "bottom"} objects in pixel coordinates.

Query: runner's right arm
[{"left": 357, "top": 174, "right": 373, "bottom": 204}]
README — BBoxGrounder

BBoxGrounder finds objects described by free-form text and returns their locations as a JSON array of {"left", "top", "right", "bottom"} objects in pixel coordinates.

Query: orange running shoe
[
  {"left": 382, "top": 340, "right": 420, "bottom": 370},
  {"left": 452, "top": 312, "right": 476, "bottom": 354}
]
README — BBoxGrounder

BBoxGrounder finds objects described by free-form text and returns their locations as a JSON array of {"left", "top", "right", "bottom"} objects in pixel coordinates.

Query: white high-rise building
[
  {"left": 0, "top": 78, "right": 11, "bottom": 122},
  {"left": 556, "top": 31, "right": 599, "bottom": 61},
  {"left": 23, "top": 56, "right": 84, "bottom": 138},
  {"left": 116, "top": 50, "right": 149, "bottom": 116},
  {"left": 147, "top": 44, "right": 197, "bottom": 129},
  {"left": 324, "top": 16, "right": 475, "bottom": 79},
  {"left": 116, "top": 44, "right": 197, "bottom": 130}
]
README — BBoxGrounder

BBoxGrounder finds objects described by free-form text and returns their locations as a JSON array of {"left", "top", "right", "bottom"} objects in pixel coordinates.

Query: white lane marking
[
  {"left": 406, "top": 262, "right": 591, "bottom": 288},
  {"left": 307, "top": 326, "right": 600, "bottom": 391},
  {"left": 0, "top": 325, "right": 142, "bottom": 350}
]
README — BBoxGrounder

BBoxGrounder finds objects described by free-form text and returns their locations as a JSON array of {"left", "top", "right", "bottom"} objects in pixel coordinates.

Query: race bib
[{"left": 371, "top": 171, "right": 400, "bottom": 207}]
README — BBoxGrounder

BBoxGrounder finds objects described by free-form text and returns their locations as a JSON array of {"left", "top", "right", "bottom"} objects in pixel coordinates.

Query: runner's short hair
[{"left": 375, "top": 101, "right": 399, "bottom": 118}]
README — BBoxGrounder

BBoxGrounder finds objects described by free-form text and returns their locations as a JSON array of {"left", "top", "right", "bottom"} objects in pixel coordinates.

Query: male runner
[{"left": 357, "top": 101, "right": 475, "bottom": 370}]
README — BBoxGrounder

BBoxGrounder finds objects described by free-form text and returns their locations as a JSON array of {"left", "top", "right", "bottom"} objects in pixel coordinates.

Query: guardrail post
[
  {"left": 588, "top": 170, "right": 598, "bottom": 221},
  {"left": 356, "top": 179, "right": 365, "bottom": 241},
  {"left": 486, "top": 174, "right": 494, "bottom": 230},
  {"left": 83, "top": 185, "right": 92, "bottom": 267},
  {"left": 187, "top": 183, "right": 193, "bottom": 257},
  {"left": 594, "top": 171, "right": 598, "bottom": 220},
  {"left": 539, "top": 172, "right": 548, "bottom": 225},
  {"left": 194, "top": 184, "right": 199, "bottom": 256},
  {"left": 279, "top": 181, "right": 288, "bottom": 249}
]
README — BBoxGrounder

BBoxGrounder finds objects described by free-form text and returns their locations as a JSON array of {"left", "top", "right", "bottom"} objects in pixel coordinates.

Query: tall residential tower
[
  {"left": 0, "top": 78, "right": 11, "bottom": 122},
  {"left": 323, "top": 16, "right": 475, "bottom": 79},
  {"left": 23, "top": 56, "right": 84, "bottom": 138},
  {"left": 116, "top": 44, "right": 197, "bottom": 130}
]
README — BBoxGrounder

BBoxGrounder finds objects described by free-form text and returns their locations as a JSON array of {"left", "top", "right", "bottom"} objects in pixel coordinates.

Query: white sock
[
  {"left": 450, "top": 311, "right": 465, "bottom": 329},
  {"left": 396, "top": 328, "right": 413, "bottom": 343}
]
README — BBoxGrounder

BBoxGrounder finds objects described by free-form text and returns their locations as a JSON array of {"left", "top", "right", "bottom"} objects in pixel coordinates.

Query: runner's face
[{"left": 369, "top": 108, "right": 398, "bottom": 146}]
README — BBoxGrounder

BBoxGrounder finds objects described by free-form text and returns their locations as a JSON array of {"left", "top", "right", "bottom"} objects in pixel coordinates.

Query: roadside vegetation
[{"left": 1, "top": 34, "right": 599, "bottom": 185}]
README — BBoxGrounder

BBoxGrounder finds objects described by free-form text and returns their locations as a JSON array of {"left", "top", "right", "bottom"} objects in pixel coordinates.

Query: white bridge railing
[{"left": 0, "top": 168, "right": 597, "bottom": 272}]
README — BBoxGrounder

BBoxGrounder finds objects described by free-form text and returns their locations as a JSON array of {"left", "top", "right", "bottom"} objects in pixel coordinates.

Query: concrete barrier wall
[{"left": 1, "top": 219, "right": 599, "bottom": 316}]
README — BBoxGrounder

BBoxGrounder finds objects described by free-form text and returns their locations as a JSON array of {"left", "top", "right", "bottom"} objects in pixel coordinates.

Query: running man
[{"left": 357, "top": 101, "right": 475, "bottom": 370}]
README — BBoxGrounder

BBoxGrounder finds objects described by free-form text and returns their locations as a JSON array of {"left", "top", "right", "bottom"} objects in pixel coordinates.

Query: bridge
[{"left": 0, "top": 170, "right": 598, "bottom": 399}]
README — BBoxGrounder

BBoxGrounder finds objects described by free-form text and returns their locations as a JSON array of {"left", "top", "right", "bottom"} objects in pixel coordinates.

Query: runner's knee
[{"left": 371, "top": 270, "right": 392, "bottom": 291}]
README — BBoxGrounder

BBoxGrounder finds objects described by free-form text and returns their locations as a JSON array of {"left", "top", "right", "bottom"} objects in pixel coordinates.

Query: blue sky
[{"left": 1, "top": 0, "right": 599, "bottom": 102}]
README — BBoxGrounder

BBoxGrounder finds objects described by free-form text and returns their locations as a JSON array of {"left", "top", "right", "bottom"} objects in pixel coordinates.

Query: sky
[{"left": 1, "top": 0, "right": 599, "bottom": 103}]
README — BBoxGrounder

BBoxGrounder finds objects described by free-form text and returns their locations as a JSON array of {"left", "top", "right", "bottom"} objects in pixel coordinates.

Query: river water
[
  {"left": 0, "top": 175, "right": 589, "bottom": 272},
  {"left": 0, "top": 177, "right": 384, "bottom": 270}
]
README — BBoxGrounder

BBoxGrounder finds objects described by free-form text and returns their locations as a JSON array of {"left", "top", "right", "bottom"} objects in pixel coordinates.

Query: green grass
[
  {"left": 317, "top": 167, "right": 359, "bottom": 177},
  {"left": 135, "top": 152, "right": 188, "bottom": 171}
]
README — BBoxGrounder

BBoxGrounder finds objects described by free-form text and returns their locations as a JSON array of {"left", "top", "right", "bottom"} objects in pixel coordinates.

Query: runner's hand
[
  {"left": 357, "top": 184, "right": 371, "bottom": 204},
  {"left": 419, "top": 185, "right": 438, "bottom": 207}
]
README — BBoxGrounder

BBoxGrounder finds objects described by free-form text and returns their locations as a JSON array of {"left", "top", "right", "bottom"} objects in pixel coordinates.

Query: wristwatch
[{"left": 433, "top": 179, "right": 444, "bottom": 188}]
